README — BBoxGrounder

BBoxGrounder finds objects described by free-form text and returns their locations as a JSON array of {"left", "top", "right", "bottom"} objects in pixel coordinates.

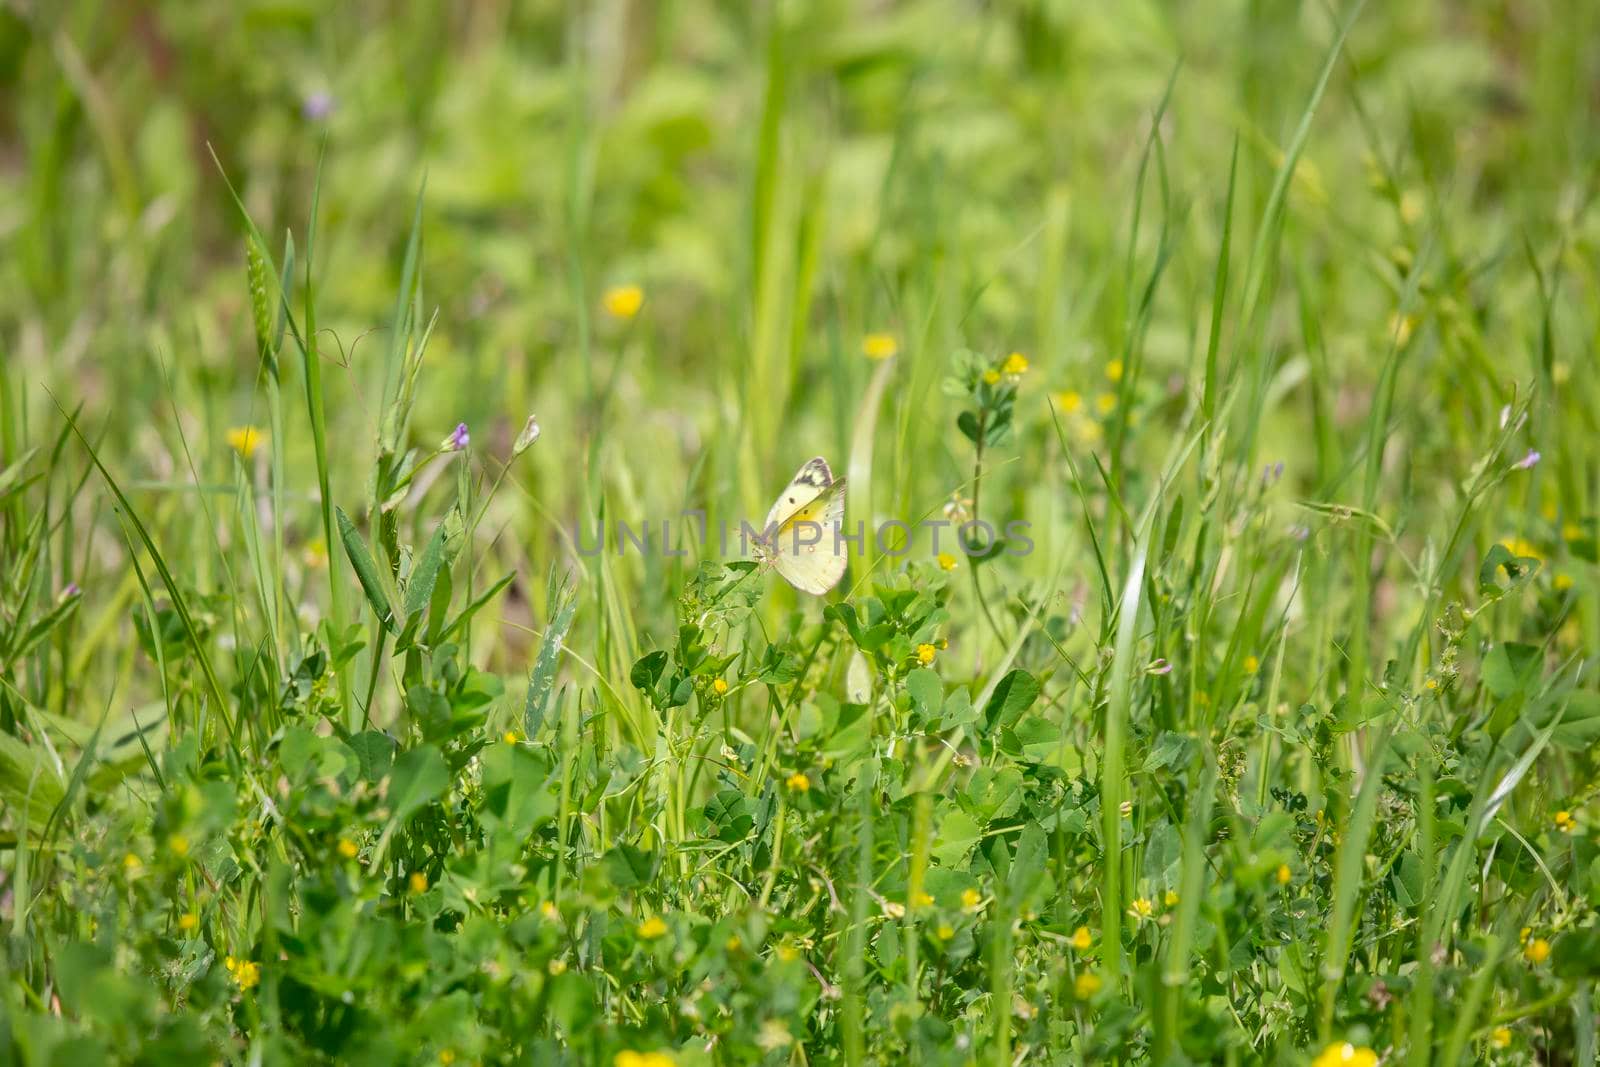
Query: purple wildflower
[
  {"left": 303, "top": 91, "right": 335, "bottom": 121},
  {"left": 444, "top": 422, "right": 470, "bottom": 452},
  {"left": 1146, "top": 658, "right": 1173, "bottom": 675},
  {"left": 1512, "top": 449, "right": 1540, "bottom": 471}
]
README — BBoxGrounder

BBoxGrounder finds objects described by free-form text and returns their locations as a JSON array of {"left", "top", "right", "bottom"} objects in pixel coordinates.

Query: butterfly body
[{"left": 756, "top": 456, "right": 848, "bottom": 595}]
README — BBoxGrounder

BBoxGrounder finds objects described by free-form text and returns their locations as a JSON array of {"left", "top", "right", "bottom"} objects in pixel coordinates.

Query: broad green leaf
[
  {"left": 336, "top": 506, "right": 397, "bottom": 630},
  {"left": 386, "top": 745, "right": 449, "bottom": 825}
]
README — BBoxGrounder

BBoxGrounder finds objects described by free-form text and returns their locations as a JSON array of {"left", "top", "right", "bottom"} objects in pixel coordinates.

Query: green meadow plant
[{"left": 2, "top": 2, "right": 1599, "bottom": 1066}]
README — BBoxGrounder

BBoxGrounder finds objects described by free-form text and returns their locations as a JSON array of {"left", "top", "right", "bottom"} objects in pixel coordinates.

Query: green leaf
[
  {"left": 1390, "top": 850, "right": 1425, "bottom": 909},
  {"left": 1478, "top": 543, "right": 1540, "bottom": 603},
  {"left": 347, "top": 730, "right": 396, "bottom": 782},
  {"left": 336, "top": 506, "right": 397, "bottom": 630},
  {"left": 1553, "top": 929, "right": 1600, "bottom": 978},
  {"left": 1007, "top": 824, "right": 1050, "bottom": 911},
  {"left": 1482, "top": 642, "right": 1541, "bottom": 700},
  {"left": 933, "top": 807, "right": 983, "bottom": 866},
  {"left": 524, "top": 581, "right": 577, "bottom": 737},
  {"left": 402, "top": 508, "right": 461, "bottom": 621},
  {"left": 386, "top": 745, "right": 449, "bottom": 825},
  {"left": 906, "top": 668, "right": 943, "bottom": 716},
  {"left": 982, "top": 668, "right": 1041, "bottom": 730},
  {"left": 1511, "top": 691, "right": 1600, "bottom": 752},
  {"left": 1143, "top": 731, "right": 1196, "bottom": 773},
  {"left": 602, "top": 843, "right": 659, "bottom": 889}
]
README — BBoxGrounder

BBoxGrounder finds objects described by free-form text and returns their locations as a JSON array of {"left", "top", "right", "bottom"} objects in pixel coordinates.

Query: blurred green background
[{"left": 2, "top": 0, "right": 1597, "bottom": 690}]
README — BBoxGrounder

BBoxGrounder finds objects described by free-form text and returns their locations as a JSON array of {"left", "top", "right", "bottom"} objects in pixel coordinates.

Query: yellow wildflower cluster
[
  {"left": 1051, "top": 363, "right": 1122, "bottom": 447},
  {"left": 223, "top": 955, "right": 261, "bottom": 991},
  {"left": 637, "top": 916, "right": 669, "bottom": 940}
]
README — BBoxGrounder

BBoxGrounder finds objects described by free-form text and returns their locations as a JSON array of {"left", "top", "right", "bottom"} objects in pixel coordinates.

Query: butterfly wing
[
  {"left": 772, "top": 478, "right": 848, "bottom": 595},
  {"left": 764, "top": 457, "right": 836, "bottom": 533}
]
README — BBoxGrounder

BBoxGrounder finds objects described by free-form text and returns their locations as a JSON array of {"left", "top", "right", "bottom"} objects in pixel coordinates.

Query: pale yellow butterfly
[{"left": 756, "top": 456, "right": 847, "bottom": 595}]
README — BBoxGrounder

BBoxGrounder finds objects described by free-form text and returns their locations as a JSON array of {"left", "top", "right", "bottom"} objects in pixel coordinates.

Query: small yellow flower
[
  {"left": 1054, "top": 390, "right": 1083, "bottom": 415},
  {"left": 1490, "top": 1027, "right": 1512, "bottom": 1049},
  {"left": 168, "top": 833, "right": 190, "bottom": 857},
  {"left": 912, "top": 891, "right": 934, "bottom": 908},
  {"left": 712, "top": 678, "right": 729, "bottom": 695},
  {"left": 637, "top": 916, "right": 669, "bottom": 940},
  {"left": 1554, "top": 810, "right": 1576, "bottom": 833},
  {"left": 602, "top": 284, "right": 644, "bottom": 320},
  {"left": 503, "top": 730, "right": 519, "bottom": 744},
  {"left": 916, "top": 643, "right": 937, "bottom": 665},
  {"left": 1524, "top": 937, "right": 1550, "bottom": 964},
  {"left": 1001, "top": 352, "right": 1029, "bottom": 377},
  {"left": 439, "top": 1051, "right": 456, "bottom": 1065},
  {"left": 614, "top": 1054, "right": 644, "bottom": 1067},
  {"left": 1555, "top": 573, "right": 1574, "bottom": 592},
  {"left": 961, "top": 888, "right": 983, "bottom": 912},
  {"left": 785, "top": 772, "right": 810, "bottom": 793},
  {"left": 1276, "top": 864, "right": 1292, "bottom": 885},
  {"left": 228, "top": 958, "right": 261, "bottom": 991},
  {"left": 1519, "top": 926, "right": 1532, "bottom": 944},
  {"left": 178, "top": 911, "right": 199, "bottom": 933},
  {"left": 1129, "top": 897, "right": 1154, "bottom": 920},
  {"left": 1504, "top": 537, "right": 1542, "bottom": 561},
  {"left": 337, "top": 838, "right": 359, "bottom": 860},
  {"left": 936, "top": 924, "right": 955, "bottom": 941},
  {"left": 725, "top": 935, "right": 742, "bottom": 952},
  {"left": 409, "top": 871, "right": 429, "bottom": 893},
  {"left": 540, "top": 900, "right": 560, "bottom": 921},
  {"left": 123, "top": 853, "right": 142, "bottom": 874},
  {"left": 983, "top": 369, "right": 1002, "bottom": 385},
  {"left": 775, "top": 943, "right": 799, "bottom": 962},
  {"left": 862, "top": 333, "right": 899, "bottom": 360},
  {"left": 1070, "top": 925, "right": 1092, "bottom": 952},
  {"left": 225, "top": 426, "right": 266, "bottom": 459},
  {"left": 1074, "top": 972, "right": 1103, "bottom": 999},
  {"left": 936, "top": 552, "right": 958, "bottom": 572},
  {"left": 1095, "top": 392, "right": 1117, "bottom": 415},
  {"left": 1243, "top": 655, "right": 1260, "bottom": 674},
  {"left": 1312, "top": 1042, "right": 1379, "bottom": 1067},
  {"left": 1424, "top": 678, "right": 1439, "bottom": 691},
  {"left": 1105, "top": 359, "right": 1124, "bottom": 383},
  {"left": 1163, "top": 890, "right": 1179, "bottom": 908},
  {"left": 548, "top": 958, "right": 568, "bottom": 975}
]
